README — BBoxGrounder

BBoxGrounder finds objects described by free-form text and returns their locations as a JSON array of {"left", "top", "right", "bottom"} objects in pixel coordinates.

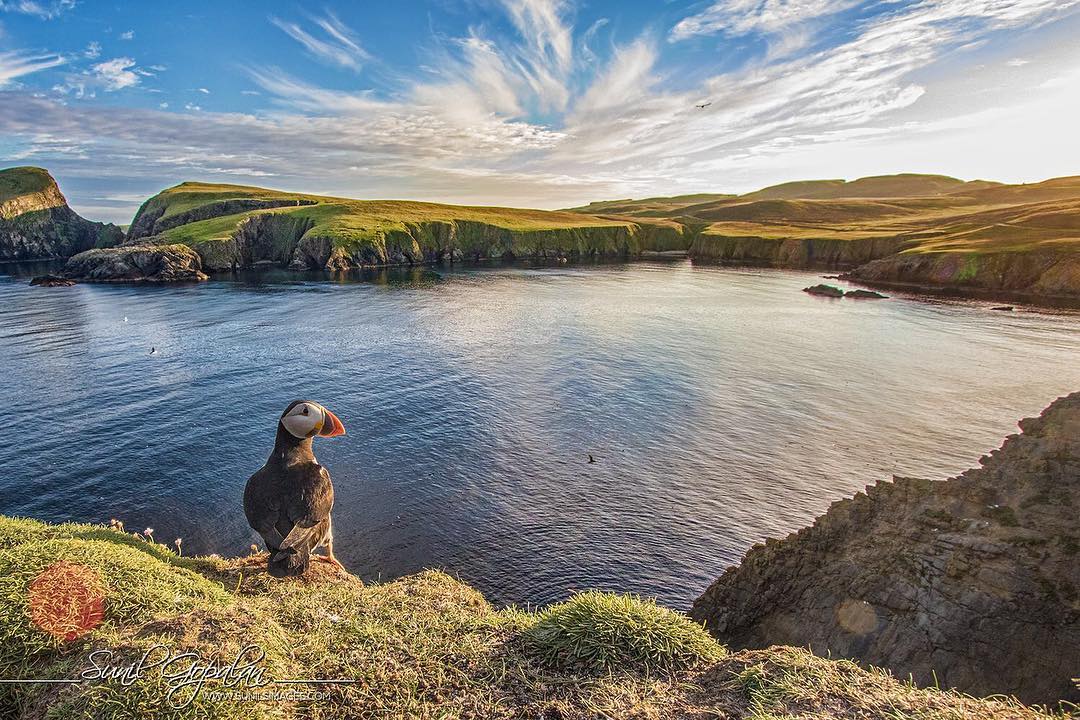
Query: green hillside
[
  {"left": 0, "top": 166, "right": 55, "bottom": 205},
  {"left": 126, "top": 182, "right": 689, "bottom": 271}
]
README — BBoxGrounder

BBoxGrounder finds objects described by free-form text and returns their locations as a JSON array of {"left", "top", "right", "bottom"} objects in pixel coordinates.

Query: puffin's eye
[{"left": 302, "top": 406, "right": 309, "bottom": 415}]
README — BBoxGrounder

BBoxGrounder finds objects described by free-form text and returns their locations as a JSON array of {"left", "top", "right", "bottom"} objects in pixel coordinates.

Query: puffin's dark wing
[
  {"left": 277, "top": 464, "right": 334, "bottom": 552},
  {"left": 243, "top": 465, "right": 286, "bottom": 548}
]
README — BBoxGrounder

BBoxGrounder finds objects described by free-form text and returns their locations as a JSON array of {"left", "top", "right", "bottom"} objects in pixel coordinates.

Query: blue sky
[{"left": 1, "top": 0, "right": 1079, "bottom": 223}]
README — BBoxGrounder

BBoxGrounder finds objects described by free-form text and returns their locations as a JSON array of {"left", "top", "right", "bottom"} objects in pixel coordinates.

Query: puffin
[{"left": 244, "top": 400, "right": 347, "bottom": 577}]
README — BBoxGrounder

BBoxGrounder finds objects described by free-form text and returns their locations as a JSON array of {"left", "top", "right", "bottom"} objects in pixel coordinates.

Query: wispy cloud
[
  {"left": 0, "top": 49, "right": 63, "bottom": 87},
  {"left": 0, "top": 0, "right": 74, "bottom": 19},
  {"left": 670, "top": 0, "right": 859, "bottom": 41},
  {"left": 91, "top": 57, "right": 140, "bottom": 90},
  {"left": 270, "top": 12, "right": 370, "bottom": 71},
  {"left": 119, "top": 30, "right": 134, "bottom": 40},
  {"left": 84, "top": 41, "right": 101, "bottom": 59}
]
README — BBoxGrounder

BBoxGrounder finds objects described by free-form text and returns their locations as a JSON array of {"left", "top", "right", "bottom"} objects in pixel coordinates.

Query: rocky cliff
[
  {"left": 690, "top": 392, "right": 1080, "bottom": 705},
  {"left": 689, "top": 233, "right": 908, "bottom": 269},
  {"left": 62, "top": 244, "right": 208, "bottom": 282},
  {"left": 843, "top": 250, "right": 1080, "bottom": 302},
  {"left": 0, "top": 167, "right": 122, "bottom": 261}
]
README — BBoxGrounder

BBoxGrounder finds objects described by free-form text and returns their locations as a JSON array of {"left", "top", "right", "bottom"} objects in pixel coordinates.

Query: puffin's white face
[{"left": 280, "top": 401, "right": 346, "bottom": 439}]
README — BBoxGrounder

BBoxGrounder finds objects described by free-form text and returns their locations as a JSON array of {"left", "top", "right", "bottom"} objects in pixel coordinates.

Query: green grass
[
  {"left": 0, "top": 166, "right": 55, "bottom": 205},
  {"left": 522, "top": 590, "right": 724, "bottom": 673},
  {"left": 0, "top": 515, "right": 1067, "bottom": 720}
]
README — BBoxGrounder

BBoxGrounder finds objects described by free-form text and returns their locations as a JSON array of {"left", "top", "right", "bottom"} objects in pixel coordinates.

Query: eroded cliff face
[
  {"left": 688, "top": 234, "right": 908, "bottom": 268},
  {"left": 0, "top": 170, "right": 122, "bottom": 261},
  {"left": 185, "top": 214, "right": 689, "bottom": 273},
  {"left": 843, "top": 251, "right": 1080, "bottom": 301},
  {"left": 690, "top": 392, "right": 1080, "bottom": 705}
]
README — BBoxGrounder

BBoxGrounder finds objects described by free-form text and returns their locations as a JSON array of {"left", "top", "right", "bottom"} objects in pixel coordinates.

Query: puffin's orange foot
[{"left": 316, "top": 554, "right": 347, "bottom": 572}]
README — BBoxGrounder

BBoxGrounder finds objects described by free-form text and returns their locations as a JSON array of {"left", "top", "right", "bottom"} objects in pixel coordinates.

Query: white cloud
[
  {"left": 0, "top": 0, "right": 74, "bottom": 19},
  {"left": 196, "top": 87, "right": 209, "bottom": 94},
  {"left": 1006, "top": 57, "right": 1030, "bottom": 66},
  {"left": 270, "top": 12, "right": 370, "bottom": 71},
  {"left": 0, "top": 49, "right": 63, "bottom": 87},
  {"left": 92, "top": 57, "right": 139, "bottom": 90},
  {"left": 84, "top": 41, "right": 101, "bottom": 59},
  {"left": 671, "top": 0, "right": 859, "bottom": 41},
  {"left": 119, "top": 30, "right": 134, "bottom": 40},
  {"left": 2, "top": 0, "right": 1080, "bottom": 219}
]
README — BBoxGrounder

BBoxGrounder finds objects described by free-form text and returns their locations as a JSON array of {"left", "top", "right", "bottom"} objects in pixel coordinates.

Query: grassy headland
[
  {"left": 126, "top": 182, "right": 689, "bottom": 272},
  {"left": 0, "top": 515, "right": 1067, "bottom": 719},
  {"left": 567, "top": 174, "right": 1080, "bottom": 302}
]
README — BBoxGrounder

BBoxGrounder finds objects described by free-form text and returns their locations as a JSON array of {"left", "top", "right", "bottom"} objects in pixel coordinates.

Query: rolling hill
[{"left": 565, "top": 173, "right": 1080, "bottom": 302}]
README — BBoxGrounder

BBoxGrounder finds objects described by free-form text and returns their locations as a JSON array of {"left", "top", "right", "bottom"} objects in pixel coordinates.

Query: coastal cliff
[
  {"left": 690, "top": 392, "right": 1080, "bottom": 705},
  {"left": 576, "top": 174, "right": 1080, "bottom": 304},
  {"left": 12, "top": 166, "right": 1080, "bottom": 304},
  {"left": 0, "top": 516, "right": 1063, "bottom": 719},
  {"left": 0, "top": 167, "right": 122, "bottom": 261},
  {"left": 123, "top": 182, "right": 691, "bottom": 274},
  {"left": 843, "top": 250, "right": 1080, "bottom": 302},
  {"left": 689, "top": 233, "right": 908, "bottom": 268}
]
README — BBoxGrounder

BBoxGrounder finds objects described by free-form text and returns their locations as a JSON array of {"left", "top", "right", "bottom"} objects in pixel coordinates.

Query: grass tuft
[{"left": 522, "top": 590, "right": 725, "bottom": 673}]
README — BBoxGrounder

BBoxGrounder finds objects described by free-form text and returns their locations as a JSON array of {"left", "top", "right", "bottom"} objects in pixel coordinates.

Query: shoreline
[{"left": 15, "top": 253, "right": 1080, "bottom": 310}]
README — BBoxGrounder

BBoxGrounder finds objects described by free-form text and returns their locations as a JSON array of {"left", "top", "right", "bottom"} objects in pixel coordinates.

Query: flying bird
[
  {"left": 244, "top": 400, "right": 347, "bottom": 577},
  {"left": 695, "top": 101, "right": 712, "bottom": 109}
]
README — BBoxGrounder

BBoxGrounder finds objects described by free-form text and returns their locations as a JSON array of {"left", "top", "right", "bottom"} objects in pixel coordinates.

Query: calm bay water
[{"left": 2, "top": 260, "right": 1079, "bottom": 608}]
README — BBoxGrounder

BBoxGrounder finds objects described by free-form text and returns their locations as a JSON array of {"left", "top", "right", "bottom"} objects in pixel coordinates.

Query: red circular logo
[{"left": 28, "top": 561, "right": 106, "bottom": 641}]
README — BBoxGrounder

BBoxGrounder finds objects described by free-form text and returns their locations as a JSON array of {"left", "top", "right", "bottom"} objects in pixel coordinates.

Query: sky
[{"left": 0, "top": 0, "right": 1079, "bottom": 223}]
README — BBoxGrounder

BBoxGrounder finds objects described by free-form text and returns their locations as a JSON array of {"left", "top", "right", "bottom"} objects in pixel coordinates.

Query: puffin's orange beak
[{"left": 319, "top": 408, "right": 346, "bottom": 437}]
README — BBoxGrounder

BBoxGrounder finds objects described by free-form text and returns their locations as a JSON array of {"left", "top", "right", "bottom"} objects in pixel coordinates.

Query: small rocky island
[{"left": 691, "top": 391, "right": 1080, "bottom": 706}]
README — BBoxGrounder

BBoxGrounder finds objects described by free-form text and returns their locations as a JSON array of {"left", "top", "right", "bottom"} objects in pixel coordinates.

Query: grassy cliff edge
[{"left": 0, "top": 515, "right": 1068, "bottom": 719}]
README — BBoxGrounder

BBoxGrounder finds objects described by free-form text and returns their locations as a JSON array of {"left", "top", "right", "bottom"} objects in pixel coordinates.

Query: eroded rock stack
[
  {"left": 691, "top": 392, "right": 1080, "bottom": 705},
  {"left": 62, "top": 244, "right": 208, "bottom": 282}
]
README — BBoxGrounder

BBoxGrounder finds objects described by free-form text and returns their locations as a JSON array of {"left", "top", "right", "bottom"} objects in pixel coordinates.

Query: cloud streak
[
  {"left": 271, "top": 12, "right": 370, "bottom": 71},
  {"left": 0, "top": 49, "right": 63, "bottom": 86}
]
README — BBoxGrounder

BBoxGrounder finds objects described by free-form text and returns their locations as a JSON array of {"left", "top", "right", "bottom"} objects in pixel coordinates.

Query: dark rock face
[
  {"left": 844, "top": 289, "right": 888, "bottom": 299},
  {"left": 0, "top": 204, "right": 122, "bottom": 261},
  {"left": 844, "top": 251, "right": 1080, "bottom": 301},
  {"left": 690, "top": 392, "right": 1080, "bottom": 705},
  {"left": 63, "top": 244, "right": 208, "bottom": 282},
  {"left": 803, "top": 283, "right": 844, "bottom": 297}
]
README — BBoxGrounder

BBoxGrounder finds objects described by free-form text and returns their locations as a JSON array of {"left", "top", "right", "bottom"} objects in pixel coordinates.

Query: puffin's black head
[{"left": 279, "top": 400, "right": 346, "bottom": 439}]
